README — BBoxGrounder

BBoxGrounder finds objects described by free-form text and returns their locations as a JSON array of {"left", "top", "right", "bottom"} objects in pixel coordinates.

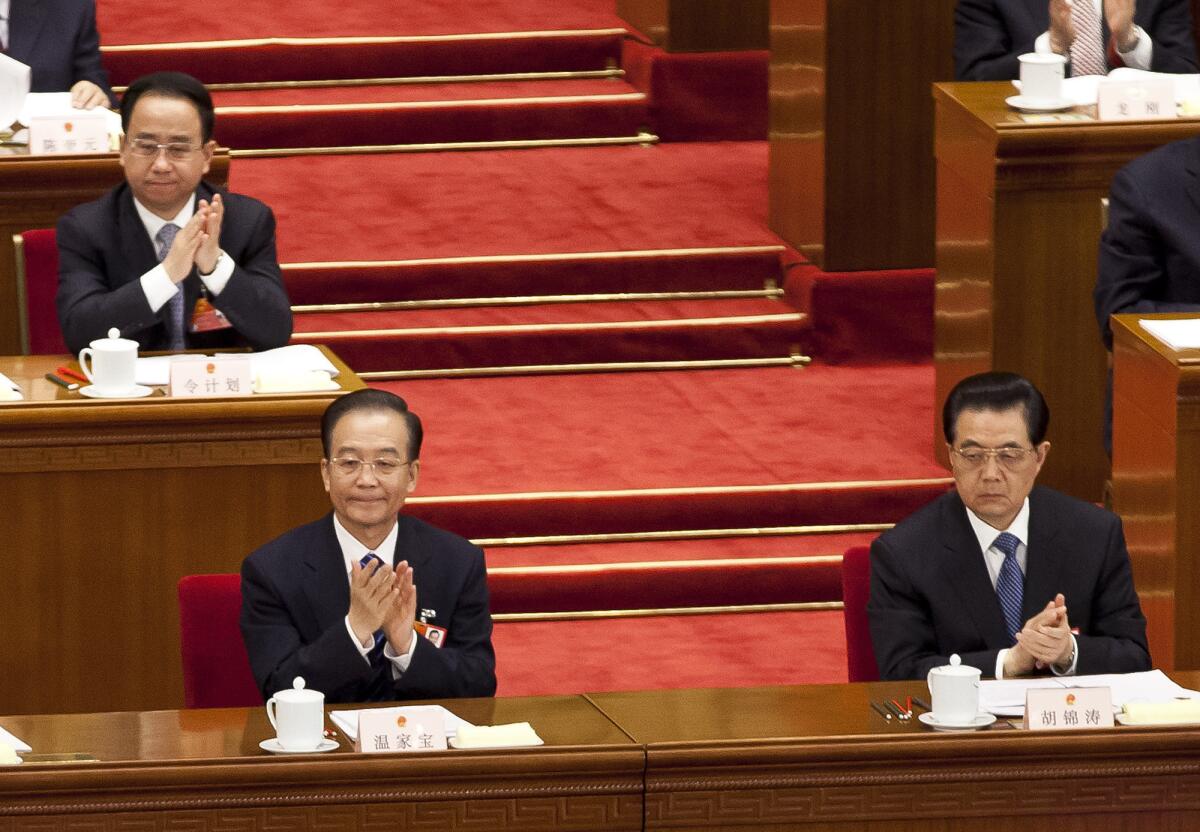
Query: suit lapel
[
  {"left": 7, "top": 0, "right": 48, "bottom": 60},
  {"left": 302, "top": 515, "right": 352, "bottom": 632},
  {"left": 938, "top": 494, "right": 1012, "bottom": 648},
  {"left": 1022, "top": 488, "right": 1066, "bottom": 617}
]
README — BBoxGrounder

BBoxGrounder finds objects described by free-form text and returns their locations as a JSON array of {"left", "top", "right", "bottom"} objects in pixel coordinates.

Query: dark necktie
[
  {"left": 365, "top": 552, "right": 387, "bottom": 663},
  {"left": 155, "top": 223, "right": 186, "bottom": 350},
  {"left": 993, "top": 532, "right": 1024, "bottom": 643}
]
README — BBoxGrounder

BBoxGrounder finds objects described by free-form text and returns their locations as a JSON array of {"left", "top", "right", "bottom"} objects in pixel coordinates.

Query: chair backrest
[
  {"left": 14, "top": 229, "right": 67, "bottom": 355},
  {"left": 841, "top": 545, "right": 879, "bottom": 682},
  {"left": 177, "top": 574, "right": 262, "bottom": 708}
]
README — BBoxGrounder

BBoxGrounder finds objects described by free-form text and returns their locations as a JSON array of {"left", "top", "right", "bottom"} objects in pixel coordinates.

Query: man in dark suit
[
  {"left": 955, "top": 0, "right": 1198, "bottom": 81},
  {"left": 56, "top": 71, "right": 291, "bottom": 354},
  {"left": 2, "top": 0, "right": 113, "bottom": 108},
  {"left": 868, "top": 372, "right": 1150, "bottom": 681},
  {"left": 240, "top": 389, "right": 496, "bottom": 703}
]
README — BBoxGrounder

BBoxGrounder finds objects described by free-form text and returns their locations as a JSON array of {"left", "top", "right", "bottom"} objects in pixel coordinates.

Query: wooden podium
[
  {"left": 1111, "top": 314, "right": 1200, "bottom": 671},
  {"left": 0, "top": 151, "right": 230, "bottom": 355},
  {"left": 769, "top": 0, "right": 957, "bottom": 271},
  {"left": 0, "top": 347, "right": 362, "bottom": 715},
  {"left": 934, "top": 83, "right": 1200, "bottom": 501}
]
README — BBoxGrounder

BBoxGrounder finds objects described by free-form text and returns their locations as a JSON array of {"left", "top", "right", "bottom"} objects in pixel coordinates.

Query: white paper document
[
  {"left": 135, "top": 344, "right": 340, "bottom": 387},
  {"left": 15, "top": 92, "right": 122, "bottom": 134},
  {"left": 1139, "top": 318, "right": 1200, "bottom": 351},
  {"left": 0, "top": 372, "right": 23, "bottom": 400},
  {"left": 330, "top": 705, "right": 473, "bottom": 742},
  {"left": 0, "top": 725, "right": 31, "bottom": 753},
  {"left": 981, "top": 669, "right": 1200, "bottom": 717},
  {"left": 0, "top": 371, "right": 19, "bottom": 391}
]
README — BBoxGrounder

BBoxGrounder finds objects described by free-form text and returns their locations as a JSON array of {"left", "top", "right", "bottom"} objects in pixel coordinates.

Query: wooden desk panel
[
  {"left": 0, "top": 697, "right": 644, "bottom": 832},
  {"left": 617, "top": 0, "right": 768, "bottom": 51},
  {"left": 591, "top": 674, "right": 1200, "bottom": 830},
  {"left": 934, "top": 83, "right": 1200, "bottom": 501},
  {"left": 769, "top": 0, "right": 956, "bottom": 271},
  {"left": 0, "top": 152, "right": 230, "bottom": 355},
  {"left": 1112, "top": 314, "right": 1200, "bottom": 671},
  {"left": 0, "top": 348, "right": 362, "bottom": 716}
]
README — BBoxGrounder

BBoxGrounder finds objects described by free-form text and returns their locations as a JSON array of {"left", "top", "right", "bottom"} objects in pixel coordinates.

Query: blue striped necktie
[
  {"left": 155, "top": 223, "right": 186, "bottom": 350},
  {"left": 993, "top": 532, "right": 1024, "bottom": 643}
]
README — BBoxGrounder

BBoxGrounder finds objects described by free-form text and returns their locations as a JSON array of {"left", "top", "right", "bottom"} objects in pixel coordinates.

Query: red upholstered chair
[
  {"left": 14, "top": 229, "right": 68, "bottom": 355},
  {"left": 178, "top": 574, "right": 263, "bottom": 708},
  {"left": 841, "top": 545, "right": 879, "bottom": 682}
]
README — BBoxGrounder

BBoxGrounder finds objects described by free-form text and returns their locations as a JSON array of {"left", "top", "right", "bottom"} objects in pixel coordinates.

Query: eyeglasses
[
  {"left": 327, "top": 457, "right": 411, "bottom": 478},
  {"left": 126, "top": 139, "right": 203, "bottom": 161},
  {"left": 951, "top": 446, "right": 1039, "bottom": 472}
]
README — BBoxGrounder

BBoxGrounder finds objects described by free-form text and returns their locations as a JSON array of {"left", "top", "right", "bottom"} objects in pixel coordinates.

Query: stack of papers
[
  {"left": 0, "top": 372, "right": 22, "bottom": 401},
  {"left": 0, "top": 725, "right": 31, "bottom": 753},
  {"left": 135, "top": 344, "right": 341, "bottom": 389},
  {"left": 1139, "top": 318, "right": 1200, "bottom": 350},
  {"left": 16, "top": 92, "right": 122, "bottom": 134},
  {"left": 450, "top": 722, "right": 543, "bottom": 749},
  {"left": 980, "top": 669, "right": 1200, "bottom": 717}
]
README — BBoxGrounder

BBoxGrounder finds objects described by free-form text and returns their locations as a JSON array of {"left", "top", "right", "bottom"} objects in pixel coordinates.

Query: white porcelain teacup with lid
[
  {"left": 266, "top": 677, "right": 324, "bottom": 751},
  {"left": 78, "top": 327, "right": 137, "bottom": 396},
  {"left": 927, "top": 654, "right": 981, "bottom": 724}
]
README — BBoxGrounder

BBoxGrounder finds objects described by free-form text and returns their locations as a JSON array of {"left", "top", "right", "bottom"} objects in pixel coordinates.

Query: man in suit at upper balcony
[{"left": 955, "top": 0, "right": 1198, "bottom": 81}]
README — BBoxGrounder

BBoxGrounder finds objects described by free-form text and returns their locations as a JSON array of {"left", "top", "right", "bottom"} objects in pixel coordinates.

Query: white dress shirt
[
  {"left": 1034, "top": 0, "right": 1153, "bottom": 70},
  {"left": 332, "top": 514, "right": 418, "bottom": 677},
  {"left": 132, "top": 196, "right": 234, "bottom": 313},
  {"left": 964, "top": 498, "right": 1079, "bottom": 678}
]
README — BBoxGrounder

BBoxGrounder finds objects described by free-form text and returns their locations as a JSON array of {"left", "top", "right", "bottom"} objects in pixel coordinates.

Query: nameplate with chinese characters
[
  {"left": 356, "top": 706, "right": 449, "bottom": 754},
  {"left": 27, "top": 114, "right": 109, "bottom": 155},
  {"left": 1024, "top": 686, "right": 1114, "bottom": 731},
  {"left": 1097, "top": 78, "right": 1175, "bottom": 121},
  {"left": 168, "top": 355, "right": 253, "bottom": 398}
]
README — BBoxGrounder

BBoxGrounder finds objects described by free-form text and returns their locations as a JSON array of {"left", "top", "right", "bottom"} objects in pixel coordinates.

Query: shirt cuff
[
  {"left": 1117, "top": 25, "right": 1153, "bottom": 70},
  {"left": 383, "top": 628, "right": 418, "bottom": 677},
  {"left": 995, "top": 648, "right": 1009, "bottom": 680},
  {"left": 198, "top": 251, "right": 233, "bottom": 296},
  {"left": 140, "top": 264, "right": 178, "bottom": 313},
  {"left": 344, "top": 616, "right": 374, "bottom": 664},
  {"left": 1050, "top": 635, "right": 1080, "bottom": 676}
]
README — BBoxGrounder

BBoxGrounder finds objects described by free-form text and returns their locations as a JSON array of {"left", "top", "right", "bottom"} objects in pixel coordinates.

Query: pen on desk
[
  {"left": 45, "top": 373, "right": 79, "bottom": 391},
  {"left": 323, "top": 729, "right": 337, "bottom": 739},
  {"left": 906, "top": 695, "right": 912, "bottom": 716},
  {"left": 912, "top": 697, "right": 931, "bottom": 712},
  {"left": 890, "top": 698, "right": 910, "bottom": 720},
  {"left": 882, "top": 699, "right": 904, "bottom": 720},
  {"left": 870, "top": 701, "right": 893, "bottom": 721},
  {"left": 56, "top": 366, "right": 89, "bottom": 384}
]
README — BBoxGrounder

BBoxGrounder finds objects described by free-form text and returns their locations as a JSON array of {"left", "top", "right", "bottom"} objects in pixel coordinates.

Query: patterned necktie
[
  {"left": 365, "top": 552, "right": 387, "bottom": 663},
  {"left": 993, "top": 532, "right": 1025, "bottom": 643},
  {"left": 155, "top": 223, "right": 186, "bottom": 350},
  {"left": 1070, "top": 0, "right": 1108, "bottom": 77}
]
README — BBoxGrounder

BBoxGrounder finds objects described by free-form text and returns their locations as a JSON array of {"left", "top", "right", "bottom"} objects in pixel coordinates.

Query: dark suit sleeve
[
  {"left": 56, "top": 209, "right": 163, "bottom": 355},
  {"left": 71, "top": 0, "right": 114, "bottom": 106},
  {"left": 955, "top": 0, "right": 1024, "bottom": 81},
  {"left": 1095, "top": 163, "right": 1200, "bottom": 350},
  {"left": 240, "top": 554, "right": 381, "bottom": 702},
  {"left": 210, "top": 202, "right": 293, "bottom": 350},
  {"left": 868, "top": 536, "right": 1000, "bottom": 681},
  {"left": 392, "top": 547, "right": 497, "bottom": 699},
  {"left": 1147, "top": 0, "right": 1200, "bottom": 73},
  {"left": 1075, "top": 515, "right": 1152, "bottom": 674}
]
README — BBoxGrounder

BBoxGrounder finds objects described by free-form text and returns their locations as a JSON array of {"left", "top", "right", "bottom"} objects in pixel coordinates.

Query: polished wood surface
[
  {"left": 769, "top": 0, "right": 956, "bottom": 271},
  {"left": 0, "top": 152, "right": 231, "bottom": 355},
  {"left": 0, "top": 696, "right": 643, "bottom": 832},
  {"left": 0, "top": 347, "right": 363, "bottom": 716},
  {"left": 590, "top": 673, "right": 1200, "bottom": 830},
  {"left": 934, "top": 83, "right": 1200, "bottom": 501},
  {"left": 617, "top": 0, "right": 768, "bottom": 51},
  {"left": 1112, "top": 314, "right": 1200, "bottom": 671}
]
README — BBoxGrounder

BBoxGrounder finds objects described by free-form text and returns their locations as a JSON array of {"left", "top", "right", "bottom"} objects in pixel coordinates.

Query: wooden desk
[
  {"left": 1111, "top": 314, "right": 1200, "bottom": 671},
  {"left": 0, "top": 152, "right": 230, "bottom": 355},
  {"left": 0, "top": 348, "right": 362, "bottom": 716},
  {"left": 590, "top": 674, "right": 1200, "bottom": 830},
  {"left": 934, "top": 83, "right": 1200, "bottom": 501},
  {"left": 617, "top": 0, "right": 768, "bottom": 51},
  {"left": 769, "top": 0, "right": 956, "bottom": 271},
  {"left": 0, "top": 696, "right": 644, "bottom": 832}
]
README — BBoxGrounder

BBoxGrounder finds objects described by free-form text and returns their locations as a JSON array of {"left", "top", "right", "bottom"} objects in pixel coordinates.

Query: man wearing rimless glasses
[
  {"left": 240, "top": 389, "right": 496, "bottom": 704},
  {"left": 867, "top": 372, "right": 1150, "bottom": 681},
  {"left": 55, "top": 71, "right": 292, "bottom": 354}
]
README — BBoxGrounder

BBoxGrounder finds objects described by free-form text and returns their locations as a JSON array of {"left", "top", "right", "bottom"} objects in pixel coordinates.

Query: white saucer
[
  {"left": 259, "top": 738, "right": 338, "bottom": 754},
  {"left": 79, "top": 384, "right": 154, "bottom": 399},
  {"left": 918, "top": 712, "right": 997, "bottom": 731},
  {"left": 1006, "top": 94, "right": 1074, "bottom": 113}
]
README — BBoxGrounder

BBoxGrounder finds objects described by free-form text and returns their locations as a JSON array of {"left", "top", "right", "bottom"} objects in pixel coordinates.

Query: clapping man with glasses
[
  {"left": 56, "top": 71, "right": 291, "bottom": 354},
  {"left": 867, "top": 372, "right": 1150, "bottom": 680},
  {"left": 240, "top": 389, "right": 496, "bottom": 704}
]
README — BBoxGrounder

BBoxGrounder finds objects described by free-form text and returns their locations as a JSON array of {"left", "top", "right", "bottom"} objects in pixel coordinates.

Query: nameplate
[
  {"left": 1024, "top": 686, "right": 1114, "bottom": 730},
  {"left": 355, "top": 706, "right": 448, "bottom": 754},
  {"left": 168, "top": 356, "right": 253, "bottom": 398},
  {"left": 27, "top": 114, "right": 109, "bottom": 155},
  {"left": 1097, "top": 79, "right": 1176, "bottom": 121}
]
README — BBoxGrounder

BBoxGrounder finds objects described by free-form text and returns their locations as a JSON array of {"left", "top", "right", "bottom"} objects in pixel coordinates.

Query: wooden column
[{"left": 769, "top": 0, "right": 957, "bottom": 271}]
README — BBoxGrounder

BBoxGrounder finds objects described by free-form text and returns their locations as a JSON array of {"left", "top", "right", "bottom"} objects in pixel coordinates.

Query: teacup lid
[
  {"left": 273, "top": 676, "right": 322, "bottom": 701},
  {"left": 933, "top": 654, "right": 980, "bottom": 675},
  {"left": 88, "top": 327, "right": 138, "bottom": 351}
]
